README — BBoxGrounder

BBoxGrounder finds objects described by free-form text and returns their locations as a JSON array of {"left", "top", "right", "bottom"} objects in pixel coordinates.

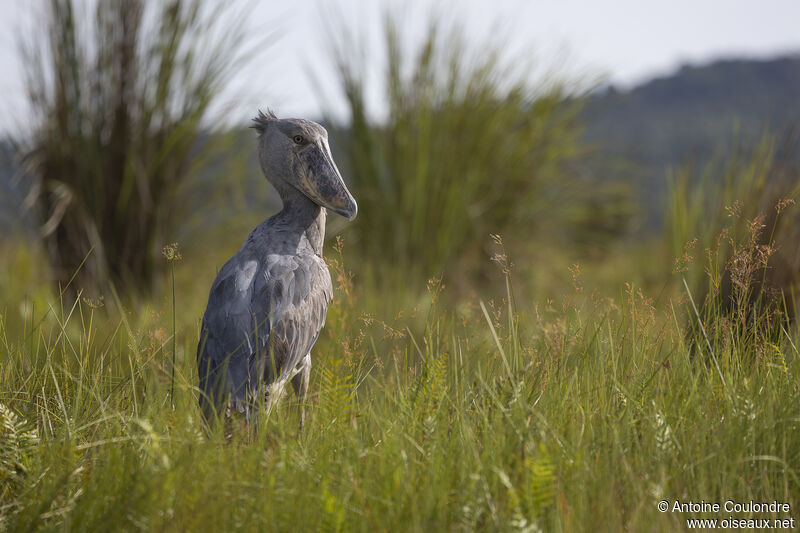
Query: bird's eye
[{"left": 293, "top": 135, "right": 304, "bottom": 144}]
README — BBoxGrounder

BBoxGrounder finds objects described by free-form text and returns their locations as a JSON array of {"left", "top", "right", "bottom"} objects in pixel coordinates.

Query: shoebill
[{"left": 197, "top": 110, "right": 357, "bottom": 428}]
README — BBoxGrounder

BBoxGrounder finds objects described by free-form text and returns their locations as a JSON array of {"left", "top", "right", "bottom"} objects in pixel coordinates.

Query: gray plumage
[{"left": 197, "top": 110, "right": 357, "bottom": 427}]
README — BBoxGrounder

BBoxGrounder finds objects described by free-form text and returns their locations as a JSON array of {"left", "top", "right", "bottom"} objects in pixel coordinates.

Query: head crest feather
[{"left": 251, "top": 109, "right": 277, "bottom": 135}]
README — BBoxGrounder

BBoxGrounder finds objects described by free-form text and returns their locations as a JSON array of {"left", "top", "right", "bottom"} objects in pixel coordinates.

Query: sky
[{"left": 1, "top": 0, "right": 800, "bottom": 135}]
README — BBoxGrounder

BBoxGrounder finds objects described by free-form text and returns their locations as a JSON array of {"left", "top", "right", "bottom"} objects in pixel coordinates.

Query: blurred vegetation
[
  {"left": 331, "top": 19, "right": 631, "bottom": 289},
  {"left": 1, "top": 5, "right": 799, "bottom": 531},
  {"left": 584, "top": 56, "right": 800, "bottom": 229},
  {"left": 20, "top": 0, "right": 254, "bottom": 297},
  {"left": 668, "top": 131, "right": 800, "bottom": 335}
]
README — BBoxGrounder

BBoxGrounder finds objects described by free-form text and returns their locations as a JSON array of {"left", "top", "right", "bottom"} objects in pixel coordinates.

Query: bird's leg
[
  {"left": 291, "top": 353, "right": 312, "bottom": 430},
  {"left": 246, "top": 401, "right": 260, "bottom": 440},
  {"left": 224, "top": 401, "right": 250, "bottom": 444},
  {"left": 265, "top": 380, "right": 287, "bottom": 419},
  {"left": 224, "top": 402, "right": 234, "bottom": 444}
]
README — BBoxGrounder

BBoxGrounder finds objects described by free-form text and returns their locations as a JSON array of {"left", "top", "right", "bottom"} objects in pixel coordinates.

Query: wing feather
[{"left": 198, "top": 250, "right": 332, "bottom": 416}]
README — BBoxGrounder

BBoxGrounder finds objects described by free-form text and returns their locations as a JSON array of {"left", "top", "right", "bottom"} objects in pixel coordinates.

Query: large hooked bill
[{"left": 294, "top": 139, "right": 357, "bottom": 220}]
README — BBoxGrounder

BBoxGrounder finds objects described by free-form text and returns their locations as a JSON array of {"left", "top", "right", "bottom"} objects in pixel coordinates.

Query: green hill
[{"left": 582, "top": 55, "right": 800, "bottom": 227}]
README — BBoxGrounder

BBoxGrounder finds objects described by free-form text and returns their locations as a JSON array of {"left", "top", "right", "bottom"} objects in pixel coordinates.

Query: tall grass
[
  {"left": 1, "top": 229, "right": 798, "bottom": 531},
  {"left": 668, "top": 132, "right": 800, "bottom": 332},
  {"left": 330, "top": 18, "right": 606, "bottom": 286},
  {"left": 2, "top": 8, "right": 798, "bottom": 531},
  {"left": 20, "top": 0, "right": 255, "bottom": 297}
]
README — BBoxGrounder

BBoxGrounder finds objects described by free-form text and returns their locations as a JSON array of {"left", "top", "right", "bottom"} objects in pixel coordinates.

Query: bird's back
[{"left": 197, "top": 220, "right": 332, "bottom": 419}]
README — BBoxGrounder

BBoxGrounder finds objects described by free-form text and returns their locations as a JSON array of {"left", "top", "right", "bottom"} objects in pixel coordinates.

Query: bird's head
[{"left": 251, "top": 110, "right": 357, "bottom": 220}]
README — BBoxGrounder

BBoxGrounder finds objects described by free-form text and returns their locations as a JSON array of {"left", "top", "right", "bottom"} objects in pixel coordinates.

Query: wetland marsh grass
[{"left": 1, "top": 226, "right": 798, "bottom": 531}]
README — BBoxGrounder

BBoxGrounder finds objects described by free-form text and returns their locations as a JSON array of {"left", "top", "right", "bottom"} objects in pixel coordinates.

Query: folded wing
[{"left": 197, "top": 252, "right": 332, "bottom": 419}]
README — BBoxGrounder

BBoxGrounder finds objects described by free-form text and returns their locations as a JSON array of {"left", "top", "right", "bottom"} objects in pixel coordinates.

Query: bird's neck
[{"left": 277, "top": 188, "right": 326, "bottom": 255}]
